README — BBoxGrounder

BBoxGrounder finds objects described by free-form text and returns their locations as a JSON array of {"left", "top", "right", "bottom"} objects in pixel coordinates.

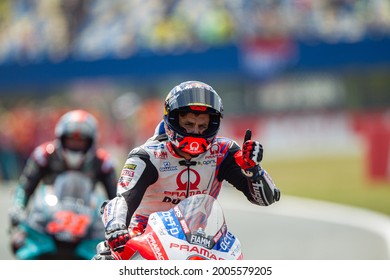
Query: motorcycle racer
[
  {"left": 9, "top": 109, "right": 118, "bottom": 253},
  {"left": 95, "top": 81, "right": 280, "bottom": 258}
]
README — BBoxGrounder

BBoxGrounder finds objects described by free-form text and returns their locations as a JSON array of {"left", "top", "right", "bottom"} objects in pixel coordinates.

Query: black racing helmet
[{"left": 163, "top": 81, "right": 223, "bottom": 156}]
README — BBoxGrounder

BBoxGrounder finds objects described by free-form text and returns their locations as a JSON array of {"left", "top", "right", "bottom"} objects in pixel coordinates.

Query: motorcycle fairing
[
  {"left": 123, "top": 223, "right": 170, "bottom": 260},
  {"left": 156, "top": 209, "right": 186, "bottom": 240},
  {"left": 150, "top": 210, "right": 242, "bottom": 260},
  {"left": 16, "top": 223, "right": 56, "bottom": 260},
  {"left": 119, "top": 194, "right": 244, "bottom": 260},
  {"left": 12, "top": 172, "right": 106, "bottom": 260}
]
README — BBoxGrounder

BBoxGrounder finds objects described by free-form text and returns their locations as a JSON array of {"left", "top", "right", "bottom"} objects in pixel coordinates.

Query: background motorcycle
[
  {"left": 110, "top": 194, "right": 243, "bottom": 260},
  {"left": 10, "top": 171, "right": 106, "bottom": 260}
]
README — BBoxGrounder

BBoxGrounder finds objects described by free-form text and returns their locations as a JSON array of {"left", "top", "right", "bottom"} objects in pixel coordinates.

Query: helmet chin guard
[
  {"left": 62, "top": 150, "right": 85, "bottom": 169},
  {"left": 173, "top": 135, "right": 211, "bottom": 156}
]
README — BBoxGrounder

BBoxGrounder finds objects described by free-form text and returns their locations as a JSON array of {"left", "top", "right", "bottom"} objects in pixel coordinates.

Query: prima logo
[
  {"left": 189, "top": 141, "right": 200, "bottom": 152},
  {"left": 176, "top": 168, "right": 200, "bottom": 191},
  {"left": 209, "top": 144, "right": 220, "bottom": 155}
]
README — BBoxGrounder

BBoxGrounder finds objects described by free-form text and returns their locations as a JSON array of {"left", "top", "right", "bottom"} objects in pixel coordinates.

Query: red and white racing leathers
[{"left": 102, "top": 134, "right": 279, "bottom": 236}]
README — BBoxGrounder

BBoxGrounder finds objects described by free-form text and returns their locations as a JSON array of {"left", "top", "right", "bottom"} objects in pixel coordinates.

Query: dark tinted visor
[
  {"left": 61, "top": 135, "right": 92, "bottom": 152},
  {"left": 166, "top": 88, "right": 223, "bottom": 115}
]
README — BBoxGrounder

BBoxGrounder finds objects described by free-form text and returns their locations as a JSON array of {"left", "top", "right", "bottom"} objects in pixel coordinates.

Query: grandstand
[{"left": 1, "top": 0, "right": 390, "bottom": 65}]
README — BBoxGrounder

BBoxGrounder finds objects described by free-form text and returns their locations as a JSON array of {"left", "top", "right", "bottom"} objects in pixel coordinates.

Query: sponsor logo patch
[{"left": 124, "top": 163, "right": 137, "bottom": 170}]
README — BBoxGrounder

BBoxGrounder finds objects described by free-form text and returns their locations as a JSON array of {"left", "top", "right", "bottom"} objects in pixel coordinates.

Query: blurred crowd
[{"left": 0, "top": 0, "right": 390, "bottom": 65}]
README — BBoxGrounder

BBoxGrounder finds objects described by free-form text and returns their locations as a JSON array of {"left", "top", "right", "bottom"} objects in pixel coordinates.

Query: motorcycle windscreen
[
  {"left": 46, "top": 171, "right": 95, "bottom": 241},
  {"left": 176, "top": 194, "right": 226, "bottom": 249},
  {"left": 53, "top": 171, "right": 93, "bottom": 205}
]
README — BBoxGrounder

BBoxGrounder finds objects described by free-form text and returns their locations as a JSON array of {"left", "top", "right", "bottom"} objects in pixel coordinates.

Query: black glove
[
  {"left": 235, "top": 129, "right": 263, "bottom": 180},
  {"left": 105, "top": 223, "right": 130, "bottom": 252}
]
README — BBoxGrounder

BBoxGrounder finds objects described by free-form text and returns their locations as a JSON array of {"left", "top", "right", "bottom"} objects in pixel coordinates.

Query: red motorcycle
[{"left": 110, "top": 194, "right": 243, "bottom": 260}]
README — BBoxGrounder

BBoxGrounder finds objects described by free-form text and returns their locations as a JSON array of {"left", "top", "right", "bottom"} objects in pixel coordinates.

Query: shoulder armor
[
  {"left": 155, "top": 133, "right": 168, "bottom": 142},
  {"left": 147, "top": 133, "right": 168, "bottom": 142},
  {"left": 32, "top": 141, "right": 55, "bottom": 167},
  {"left": 128, "top": 147, "right": 150, "bottom": 160},
  {"left": 97, "top": 148, "right": 110, "bottom": 160},
  {"left": 97, "top": 148, "right": 115, "bottom": 173}
]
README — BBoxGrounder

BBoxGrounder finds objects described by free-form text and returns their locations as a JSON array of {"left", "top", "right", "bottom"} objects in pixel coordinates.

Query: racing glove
[
  {"left": 234, "top": 129, "right": 263, "bottom": 180},
  {"left": 105, "top": 223, "right": 130, "bottom": 252},
  {"left": 235, "top": 129, "right": 280, "bottom": 205},
  {"left": 92, "top": 241, "right": 116, "bottom": 260},
  {"left": 101, "top": 196, "right": 130, "bottom": 252}
]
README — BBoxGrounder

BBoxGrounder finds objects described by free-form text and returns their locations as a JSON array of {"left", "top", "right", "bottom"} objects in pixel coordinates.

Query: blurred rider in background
[
  {"left": 8, "top": 109, "right": 118, "bottom": 253},
  {"left": 94, "top": 81, "right": 280, "bottom": 259}
]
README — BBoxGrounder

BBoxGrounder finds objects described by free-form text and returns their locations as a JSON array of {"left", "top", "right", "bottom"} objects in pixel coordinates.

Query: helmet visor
[{"left": 165, "top": 87, "right": 223, "bottom": 116}]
